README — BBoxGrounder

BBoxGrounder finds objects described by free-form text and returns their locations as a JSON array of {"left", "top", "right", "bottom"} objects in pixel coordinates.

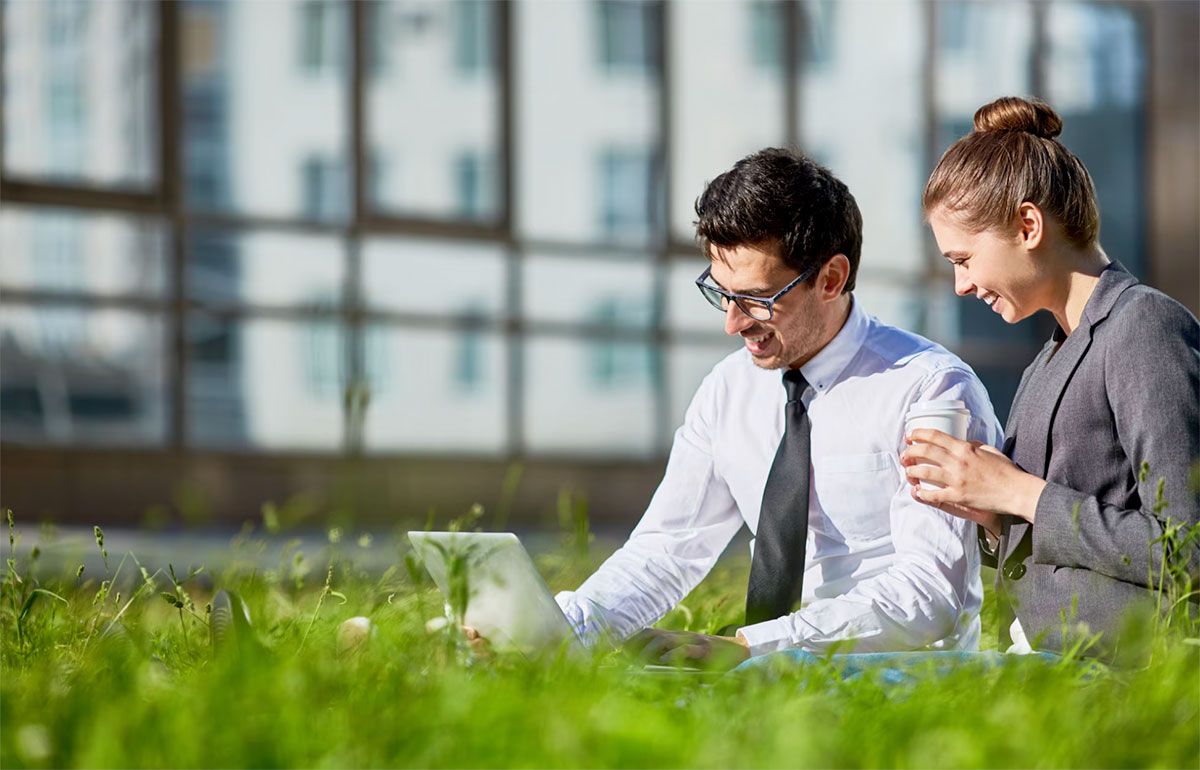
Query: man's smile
[{"left": 743, "top": 330, "right": 776, "bottom": 355}]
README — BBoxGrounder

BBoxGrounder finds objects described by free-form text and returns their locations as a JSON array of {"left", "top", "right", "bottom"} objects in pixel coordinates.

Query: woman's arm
[
  {"left": 899, "top": 434, "right": 1043, "bottom": 533},
  {"left": 1029, "top": 292, "right": 1199, "bottom": 587},
  {"left": 903, "top": 292, "right": 1200, "bottom": 589}
]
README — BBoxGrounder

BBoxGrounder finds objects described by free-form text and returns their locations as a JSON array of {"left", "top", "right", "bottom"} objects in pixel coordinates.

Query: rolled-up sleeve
[
  {"left": 555, "top": 369, "right": 743, "bottom": 647},
  {"left": 737, "top": 367, "right": 1001, "bottom": 656}
]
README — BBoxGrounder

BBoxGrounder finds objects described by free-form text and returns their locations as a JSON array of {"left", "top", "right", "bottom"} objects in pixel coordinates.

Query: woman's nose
[{"left": 953, "top": 267, "right": 975, "bottom": 297}]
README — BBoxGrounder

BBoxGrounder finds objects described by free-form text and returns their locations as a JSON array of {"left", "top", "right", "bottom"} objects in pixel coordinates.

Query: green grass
[{"left": 2, "top": 511, "right": 1198, "bottom": 769}]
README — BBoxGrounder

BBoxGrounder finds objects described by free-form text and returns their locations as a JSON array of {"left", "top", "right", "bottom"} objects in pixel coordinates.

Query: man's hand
[
  {"left": 461, "top": 625, "right": 493, "bottom": 659},
  {"left": 623, "top": 628, "right": 750, "bottom": 671}
]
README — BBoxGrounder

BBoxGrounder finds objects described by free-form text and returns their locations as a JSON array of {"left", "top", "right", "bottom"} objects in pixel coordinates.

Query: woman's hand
[{"left": 900, "top": 429, "right": 1047, "bottom": 532}]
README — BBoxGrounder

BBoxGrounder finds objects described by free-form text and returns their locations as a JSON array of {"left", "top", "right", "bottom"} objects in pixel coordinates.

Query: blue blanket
[{"left": 733, "top": 649, "right": 1064, "bottom": 684}]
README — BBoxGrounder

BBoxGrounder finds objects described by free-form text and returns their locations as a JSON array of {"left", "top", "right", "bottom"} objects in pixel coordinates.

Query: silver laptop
[{"left": 406, "top": 531, "right": 585, "bottom": 659}]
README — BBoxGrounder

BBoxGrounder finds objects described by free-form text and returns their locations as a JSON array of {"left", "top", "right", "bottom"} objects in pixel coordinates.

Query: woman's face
[{"left": 928, "top": 207, "right": 1048, "bottom": 325}]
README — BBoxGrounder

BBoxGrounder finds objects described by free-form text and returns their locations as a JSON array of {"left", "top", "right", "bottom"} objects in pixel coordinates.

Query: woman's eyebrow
[{"left": 943, "top": 250, "right": 970, "bottom": 261}]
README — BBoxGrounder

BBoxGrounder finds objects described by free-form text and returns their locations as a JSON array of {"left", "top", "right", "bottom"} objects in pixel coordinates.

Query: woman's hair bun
[{"left": 973, "top": 96, "right": 1063, "bottom": 139}]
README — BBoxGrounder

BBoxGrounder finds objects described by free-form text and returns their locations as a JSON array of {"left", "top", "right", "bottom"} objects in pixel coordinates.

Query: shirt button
[{"left": 1004, "top": 562, "right": 1027, "bottom": 580}]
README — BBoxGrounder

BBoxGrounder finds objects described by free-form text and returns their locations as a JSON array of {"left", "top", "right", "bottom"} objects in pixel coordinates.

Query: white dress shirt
[{"left": 555, "top": 297, "right": 1003, "bottom": 657}]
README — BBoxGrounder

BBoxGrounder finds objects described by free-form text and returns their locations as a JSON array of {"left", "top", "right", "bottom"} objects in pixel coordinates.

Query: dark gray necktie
[{"left": 745, "top": 369, "right": 812, "bottom": 627}]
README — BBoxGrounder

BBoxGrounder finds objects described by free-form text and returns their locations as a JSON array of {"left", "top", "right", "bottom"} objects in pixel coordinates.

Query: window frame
[{"left": 0, "top": 0, "right": 1153, "bottom": 461}]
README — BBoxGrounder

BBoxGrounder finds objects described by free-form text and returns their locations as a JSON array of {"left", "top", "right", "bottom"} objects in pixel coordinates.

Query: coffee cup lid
[{"left": 906, "top": 399, "right": 967, "bottom": 415}]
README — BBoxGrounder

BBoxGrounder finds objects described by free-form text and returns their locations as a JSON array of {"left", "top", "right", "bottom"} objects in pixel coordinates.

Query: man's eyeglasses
[{"left": 695, "top": 262, "right": 821, "bottom": 321}]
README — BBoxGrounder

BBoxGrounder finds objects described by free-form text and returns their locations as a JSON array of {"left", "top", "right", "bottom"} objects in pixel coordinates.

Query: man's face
[{"left": 708, "top": 243, "right": 825, "bottom": 370}]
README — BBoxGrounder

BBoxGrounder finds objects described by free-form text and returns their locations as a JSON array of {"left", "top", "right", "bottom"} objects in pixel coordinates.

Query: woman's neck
[{"left": 1048, "top": 245, "right": 1111, "bottom": 335}]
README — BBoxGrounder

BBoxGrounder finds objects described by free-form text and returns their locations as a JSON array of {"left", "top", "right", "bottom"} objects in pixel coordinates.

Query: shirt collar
[{"left": 796, "top": 294, "right": 869, "bottom": 394}]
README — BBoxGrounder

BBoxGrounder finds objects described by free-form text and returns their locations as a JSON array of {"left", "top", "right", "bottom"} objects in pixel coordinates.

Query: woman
[{"left": 901, "top": 96, "right": 1199, "bottom": 663}]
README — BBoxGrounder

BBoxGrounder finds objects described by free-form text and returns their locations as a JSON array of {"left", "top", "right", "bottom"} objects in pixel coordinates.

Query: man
[{"left": 539, "top": 149, "right": 1005, "bottom": 670}]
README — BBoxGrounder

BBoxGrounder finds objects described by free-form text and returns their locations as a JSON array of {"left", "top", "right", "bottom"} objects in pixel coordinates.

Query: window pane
[
  {"left": 182, "top": 0, "right": 350, "bottom": 221},
  {"left": 522, "top": 254, "right": 654, "bottom": 328},
  {"left": 186, "top": 314, "right": 345, "bottom": 449},
  {"left": 523, "top": 335, "right": 656, "bottom": 455},
  {"left": 967, "top": 364, "right": 1023, "bottom": 427},
  {"left": 518, "top": 0, "right": 662, "bottom": 245},
  {"left": 914, "top": 283, "right": 961, "bottom": 351},
  {"left": 2, "top": 0, "right": 157, "bottom": 187},
  {"left": 363, "top": 326, "right": 506, "bottom": 452},
  {"left": 853, "top": 283, "right": 927, "bottom": 338},
  {"left": 666, "top": 258, "right": 725, "bottom": 334},
  {"left": 800, "top": 0, "right": 925, "bottom": 277},
  {"left": 853, "top": 283, "right": 962, "bottom": 355},
  {"left": 1047, "top": 1, "right": 1146, "bottom": 277},
  {"left": 0, "top": 207, "right": 166, "bottom": 297},
  {"left": 187, "top": 229, "right": 344, "bottom": 308},
  {"left": 932, "top": 0, "right": 1039, "bottom": 350},
  {"left": 367, "top": 1, "right": 502, "bottom": 222},
  {"left": 670, "top": 0, "right": 785, "bottom": 240},
  {"left": 934, "top": 1, "right": 1033, "bottom": 150},
  {"left": 362, "top": 237, "right": 506, "bottom": 319},
  {"left": 597, "top": 0, "right": 659, "bottom": 72},
  {"left": 0, "top": 305, "right": 166, "bottom": 445},
  {"left": 667, "top": 342, "right": 738, "bottom": 431}
]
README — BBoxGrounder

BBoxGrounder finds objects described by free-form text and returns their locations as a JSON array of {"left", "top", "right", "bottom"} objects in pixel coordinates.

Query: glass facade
[
  {"left": 1, "top": 0, "right": 1149, "bottom": 456},
  {"left": 367, "top": 0, "right": 502, "bottom": 222},
  {"left": 2, "top": 0, "right": 158, "bottom": 187},
  {"left": 669, "top": 0, "right": 786, "bottom": 241},
  {"left": 0, "top": 304, "right": 167, "bottom": 445}
]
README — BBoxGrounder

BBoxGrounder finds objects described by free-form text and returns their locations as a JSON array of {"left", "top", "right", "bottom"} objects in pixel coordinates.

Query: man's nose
[{"left": 724, "top": 302, "right": 754, "bottom": 335}]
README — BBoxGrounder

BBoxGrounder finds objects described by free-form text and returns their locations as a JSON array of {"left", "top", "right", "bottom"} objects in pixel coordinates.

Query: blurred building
[{"left": 1, "top": 0, "right": 1197, "bottom": 528}]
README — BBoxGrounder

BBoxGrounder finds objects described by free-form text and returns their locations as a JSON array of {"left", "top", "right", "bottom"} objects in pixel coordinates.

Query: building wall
[
  {"left": 1147, "top": 1, "right": 1200, "bottom": 316},
  {"left": 2, "top": 0, "right": 1195, "bottom": 529}
]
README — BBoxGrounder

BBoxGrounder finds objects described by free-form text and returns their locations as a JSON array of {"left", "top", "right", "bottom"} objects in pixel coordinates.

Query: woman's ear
[
  {"left": 820, "top": 254, "right": 851, "bottom": 299},
  {"left": 1016, "top": 202, "right": 1044, "bottom": 250}
]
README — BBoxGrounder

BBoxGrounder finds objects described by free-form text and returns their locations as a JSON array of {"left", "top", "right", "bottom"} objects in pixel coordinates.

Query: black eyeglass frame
[{"left": 694, "top": 259, "right": 824, "bottom": 321}]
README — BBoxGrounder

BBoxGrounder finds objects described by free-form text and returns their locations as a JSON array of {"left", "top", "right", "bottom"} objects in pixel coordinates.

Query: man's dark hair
[{"left": 694, "top": 148, "right": 862, "bottom": 292}]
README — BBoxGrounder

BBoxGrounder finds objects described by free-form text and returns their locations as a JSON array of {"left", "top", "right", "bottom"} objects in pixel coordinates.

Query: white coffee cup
[{"left": 905, "top": 399, "right": 971, "bottom": 490}]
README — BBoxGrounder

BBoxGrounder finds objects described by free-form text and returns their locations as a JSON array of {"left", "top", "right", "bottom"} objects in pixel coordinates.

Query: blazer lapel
[
  {"left": 1000, "top": 264, "right": 1140, "bottom": 567},
  {"left": 1002, "top": 326, "right": 1094, "bottom": 550}
]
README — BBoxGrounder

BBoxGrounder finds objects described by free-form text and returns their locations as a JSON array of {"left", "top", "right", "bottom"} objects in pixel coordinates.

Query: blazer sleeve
[{"left": 1031, "top": 292, "right": 1200, "bottom": 587}]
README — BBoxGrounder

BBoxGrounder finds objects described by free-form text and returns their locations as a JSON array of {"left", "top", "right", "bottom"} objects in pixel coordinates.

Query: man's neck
[{"left": 788, "top": 294, "right": 853, "bottom": 370}]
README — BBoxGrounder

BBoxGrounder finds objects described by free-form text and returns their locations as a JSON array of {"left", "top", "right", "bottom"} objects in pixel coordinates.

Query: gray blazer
[{"left": 988, "top": 263, "right": 1199, "bottom": 664}]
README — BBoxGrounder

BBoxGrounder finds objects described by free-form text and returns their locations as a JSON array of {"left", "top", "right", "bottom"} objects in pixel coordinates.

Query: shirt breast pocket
[{"left": 811, "top": 451, "right": 899, "bottom": 542}]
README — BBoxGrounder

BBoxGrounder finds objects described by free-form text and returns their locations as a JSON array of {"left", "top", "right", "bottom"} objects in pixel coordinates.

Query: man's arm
[
  {"left": 556, "top": 368, "right": 744, "bottom": 648},
  {"left": 737, "top": 367, "right": 1001, "bottom": 656}
]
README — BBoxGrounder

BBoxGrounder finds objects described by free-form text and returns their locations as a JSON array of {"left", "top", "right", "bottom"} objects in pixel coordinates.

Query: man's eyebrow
[
  {"left": 942, "top": 250, "right": 970, "bottom": 261},
  {"left": 711, "top": 277, "right": 773, "bottom": 296}
]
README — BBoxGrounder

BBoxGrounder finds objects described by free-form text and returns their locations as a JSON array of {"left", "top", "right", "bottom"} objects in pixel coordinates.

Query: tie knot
[{"left": 782, "top": 369, "right": 809, "bottom": 404}]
